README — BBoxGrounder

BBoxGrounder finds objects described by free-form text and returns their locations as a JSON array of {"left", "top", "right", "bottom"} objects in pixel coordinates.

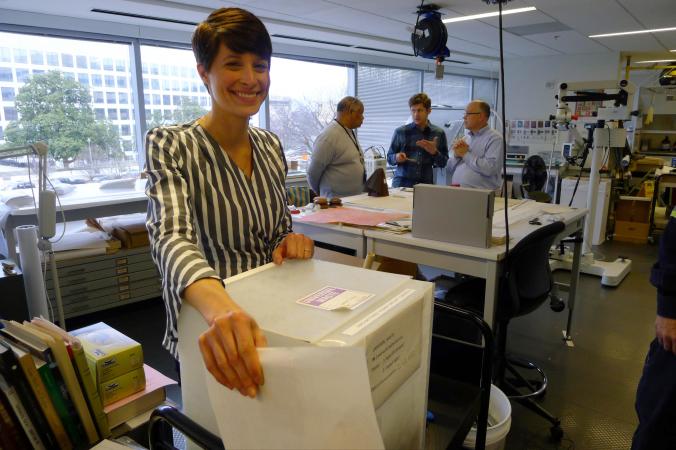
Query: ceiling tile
[{"left": 525, "top": 30, "right": 613, "bottom": 54}]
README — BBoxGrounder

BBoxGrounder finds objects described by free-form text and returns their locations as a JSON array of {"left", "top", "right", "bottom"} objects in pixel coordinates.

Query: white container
[
  {"left": 463, "top": 384, "right": 512, "bottom": 450},
  {"left": 178, "top": 259, "right": 434, "bottom": 450},
  {"left": 560, "top": 177, "right": 611, "bottom": 245}
]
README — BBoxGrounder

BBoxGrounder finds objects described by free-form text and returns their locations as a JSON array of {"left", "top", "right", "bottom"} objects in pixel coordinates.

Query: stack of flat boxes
[
  {"left": 71, "top": 322, "right": 146, "bottom": 408},
  {"left": 45, "top": 247, "right": 161, "bottom": 318}
]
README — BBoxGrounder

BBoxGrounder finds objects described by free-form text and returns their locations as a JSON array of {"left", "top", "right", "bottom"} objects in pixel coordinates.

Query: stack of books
[
  {"left": 0, "top": 318, "right": 177, "bottom": 449},
  {"left": 70, "top": 322, "right": 145, "bottom": 407},
  {"left": 0, "top": 318, "right": 109, "bottom": 449}
]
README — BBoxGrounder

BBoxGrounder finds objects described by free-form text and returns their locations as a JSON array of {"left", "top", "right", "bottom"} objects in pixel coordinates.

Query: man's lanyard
[
  {"left": 335, "top": 119, "right": 360, "bottom": 152},
  {"left": 335, "top": 119, "right": 366, "bottom": 182}
]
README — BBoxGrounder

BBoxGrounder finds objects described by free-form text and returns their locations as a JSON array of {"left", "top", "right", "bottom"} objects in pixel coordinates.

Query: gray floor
[
  {"left": 503, "top": 238, "right": 658, "bottom": 450},
  {"left": 67, "top": 237, "right": 660, "bottom": 450}
]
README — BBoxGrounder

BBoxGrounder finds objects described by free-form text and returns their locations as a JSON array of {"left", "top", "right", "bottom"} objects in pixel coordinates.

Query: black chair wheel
[
  {"left": 550, "top": 296, "right": 565, "bottom": 312},
  {"left": 550, "top": 424, "right": 563, "bottom": 441}
]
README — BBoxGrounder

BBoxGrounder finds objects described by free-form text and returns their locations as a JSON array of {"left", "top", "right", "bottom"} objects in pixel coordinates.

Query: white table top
[{"left": 5, "top": 180, "right": 147, "bottom": 216}]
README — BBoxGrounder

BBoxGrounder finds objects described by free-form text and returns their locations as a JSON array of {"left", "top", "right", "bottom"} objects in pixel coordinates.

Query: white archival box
[{"left": 178, "top": 259, "right": 434, "bottom": 450}]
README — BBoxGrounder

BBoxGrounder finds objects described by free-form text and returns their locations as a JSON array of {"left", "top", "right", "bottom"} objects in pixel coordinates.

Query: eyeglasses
[{"left": 464, "top": 112, "right": 482, "bottom": 117}]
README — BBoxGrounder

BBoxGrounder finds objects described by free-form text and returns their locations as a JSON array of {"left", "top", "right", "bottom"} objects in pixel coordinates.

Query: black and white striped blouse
[{"left": 145, "top": 121, "right": 291, "bottom": 358}]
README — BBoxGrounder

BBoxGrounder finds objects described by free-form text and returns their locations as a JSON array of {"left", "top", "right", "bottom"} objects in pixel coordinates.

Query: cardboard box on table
[{"left": 178, "top": 259, "right": 433, "bottom": 450}]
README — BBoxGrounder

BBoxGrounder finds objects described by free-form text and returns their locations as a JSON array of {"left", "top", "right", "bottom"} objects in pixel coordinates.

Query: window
[
  {"left": 76, "top": 55, "right": 88, "bottom": 69},
  {"left": 0, "top": 47, "right": 10, "bottom": 63},
  {"left": 61, "top": 53, "right": 73, "bottom": 67},
  {"left": 115, "top": 59, "right": 125, "bottom": 71},
  {"left": 120, "top": 109, "right": 129, "bottom": 120},
  {"left": 0, "top": 32, "right": 136, "bottom": 196},
  {"left": 16, "top": 68, "right": 29, "bottom": 82},
  {"left": 357, "top": 65, "right": 422, "bottom": 150},
  {"left": 103, "top": 58, "right": 114, "bottom": 71},
  {"left": 107, "top": 108, "right": 118, "bottom": 120},
  {"left": 0, "top": 67, "right": 12, "bottom": 81},
  {"left": 77, "top": 73, "right": 89, "bottom": 86},
  {"left": 30, "top": 51, "right": 44, "bottom": 65},
  {"left": 106, "top": 92, "right": 117, "bottom": 104},
  {"left": 120, "top": 124, "right": 131, "bottom": 135},
  {"left": 472, "top": 78, "right": 498, "bottom": 109},
  {"left": 104, "top": 75, "right": 114, "bottom": 87},
  {"left": 1, "top": 87, "right": 15, "bottom": 101},
  {"left": 13, "top": 48, "right": 27, "bottom": 64},
  {"left": 140, "top": 46, "right": 209, "bottom": 128},
  {"left": 422, "top": 73, "right": 471, "bottom": 108},
  {"left": 117, "top": 76, "right": 127, "bottom": 88},
  {"left": 118, "top": 92, "right": 129, "bottom": 104},
  {"left": 4, "top": 107, "right": 17, "bottom": 121},
  {"left": 269, "top": 57, "right": 353, "bottom": 172},
  {"left": 46, "top": 52, "right": 59, "bottom": 66}
]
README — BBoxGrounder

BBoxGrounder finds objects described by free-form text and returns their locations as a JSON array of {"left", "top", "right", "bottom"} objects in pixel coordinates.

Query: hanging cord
[
  {"left": 412, "top": 0, "right": 425, "bottom": 57},
  {"left": 498, "top": 1, "right": 510, "bottom": 254}
]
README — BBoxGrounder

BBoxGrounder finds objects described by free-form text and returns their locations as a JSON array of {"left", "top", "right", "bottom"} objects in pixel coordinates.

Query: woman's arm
[{"left": 145, "top": 127, "right": 265, "bottom": 396}]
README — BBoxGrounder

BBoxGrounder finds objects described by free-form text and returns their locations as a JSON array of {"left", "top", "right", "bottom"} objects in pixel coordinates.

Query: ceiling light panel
[{"left": 442, "top": 7, "right": 537, "bottom": 24}]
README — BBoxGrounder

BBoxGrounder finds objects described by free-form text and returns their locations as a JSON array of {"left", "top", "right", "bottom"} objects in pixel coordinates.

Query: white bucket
[{"left": 463, "top": 384, "right": 512, "bottom": 450}]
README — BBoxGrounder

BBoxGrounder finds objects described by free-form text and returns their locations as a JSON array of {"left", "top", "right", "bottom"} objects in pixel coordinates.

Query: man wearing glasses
[
  {"left": 446, "top": 100, "right": 503, "bottom": 190},
  {"left": 387, "top": 93, "right": 449, "bottom": 188}
]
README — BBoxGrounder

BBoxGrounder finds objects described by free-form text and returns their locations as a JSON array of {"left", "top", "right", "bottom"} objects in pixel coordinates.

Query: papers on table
[
  {"left": 341, "top": 192, "right": 413, "bottom": 212},
  {"left": 205, "top": 346, "right": 385, "bottom": 450},
  {"left": 295, "top": 206, "right": 409, "bottom": 227}
]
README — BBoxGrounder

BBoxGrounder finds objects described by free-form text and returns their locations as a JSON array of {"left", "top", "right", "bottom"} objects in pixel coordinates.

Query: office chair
[
  {"left": 429, "top": 303, "right": 494, "bottom": 450},
  {"left": 444, "top": 220, "right": 565, "bottom": 441}
]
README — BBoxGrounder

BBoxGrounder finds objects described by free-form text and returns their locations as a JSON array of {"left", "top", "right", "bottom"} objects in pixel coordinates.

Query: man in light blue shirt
[
  {"left": 307, "top": 96, "right": 365, "bottom": 198},
  {"left": 446, "top": 100, "right": 503, "bottom": 190}
]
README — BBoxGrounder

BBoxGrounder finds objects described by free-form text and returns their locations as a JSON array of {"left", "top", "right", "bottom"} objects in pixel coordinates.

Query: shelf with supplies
[{"left": 45, "top": 246, "right": 161, "bottom": 319}]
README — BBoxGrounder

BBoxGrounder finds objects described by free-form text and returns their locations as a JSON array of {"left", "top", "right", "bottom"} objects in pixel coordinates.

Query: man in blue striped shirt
[{"left": 446, "top": 100, "right": 503, "bottom": 190}]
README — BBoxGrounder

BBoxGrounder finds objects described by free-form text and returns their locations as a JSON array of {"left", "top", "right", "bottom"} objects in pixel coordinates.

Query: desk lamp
[{"left": 0, "top": 142, "right": 65, "bottom": 329}]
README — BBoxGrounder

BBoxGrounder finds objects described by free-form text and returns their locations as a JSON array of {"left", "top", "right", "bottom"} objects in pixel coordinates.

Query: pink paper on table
[
  {"left": 103, "top": 364, "right": 177, "bottom": 413},
  {"left": 295, "top": 207, "right": 409, "bottom": 226}
]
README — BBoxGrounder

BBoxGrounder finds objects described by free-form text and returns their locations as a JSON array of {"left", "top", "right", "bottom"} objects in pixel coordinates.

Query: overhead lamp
[
  {"left": 671, "top": 50, "right": 676, "bottom": 52},
  {"left": 589, "top": 27, "right": 676, "bottom": 38},
  {"left": 442, "top": 6, "right": 536, "bottom": 24}
]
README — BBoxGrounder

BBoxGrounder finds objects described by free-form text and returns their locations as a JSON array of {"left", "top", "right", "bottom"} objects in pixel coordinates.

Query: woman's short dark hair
[
  {"left": 409, "top": 93, "right": 431, "bottom": 110},
  {"left": 192, "top": 8, "right": 272, "bottom": 71}
]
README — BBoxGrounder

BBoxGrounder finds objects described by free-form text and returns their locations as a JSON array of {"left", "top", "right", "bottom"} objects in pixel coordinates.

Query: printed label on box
[{"left": 296, "top": 286, "right": 374, "bottom": 311}]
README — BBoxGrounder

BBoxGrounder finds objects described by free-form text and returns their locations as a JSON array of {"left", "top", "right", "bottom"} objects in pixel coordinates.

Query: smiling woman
[{"left": 144, "top": 7, "right": 315, "bottom": 400}]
